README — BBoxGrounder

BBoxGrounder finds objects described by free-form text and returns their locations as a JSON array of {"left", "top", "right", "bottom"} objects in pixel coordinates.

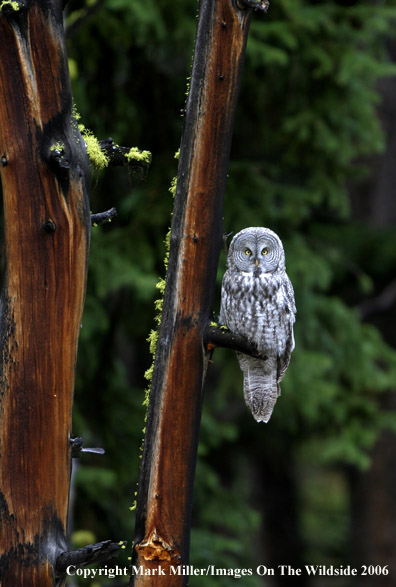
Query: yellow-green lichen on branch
[
  {"left": 0, "top": 1, "right": 21, "bottom": 12},
  {"left": 143, "top": 151, "right": 177, "bottom": 407},
  {"left": 78, "top": 123, "right": 110, "bottom": 170},
  {"left": 143, "top": 229, "right": 171, "bottom": 407},
  {"left": 169, "top": 176, "right": 177, "bottom": 197},
  {"left": 50, "top": 142, "right": 65, "bottom": 153},
  {"left": 126, "top": 146, "right": 151, "bottom": 164}
]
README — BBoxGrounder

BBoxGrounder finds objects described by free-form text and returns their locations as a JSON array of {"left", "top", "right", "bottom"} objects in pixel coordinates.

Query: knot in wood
[{"left": 43, "top": 219, "right": 56, "bottom": 234}]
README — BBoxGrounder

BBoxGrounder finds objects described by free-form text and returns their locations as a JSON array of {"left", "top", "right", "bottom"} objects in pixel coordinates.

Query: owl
[{"left": 219, "top": 227, "right": 296, "bottom": 423}]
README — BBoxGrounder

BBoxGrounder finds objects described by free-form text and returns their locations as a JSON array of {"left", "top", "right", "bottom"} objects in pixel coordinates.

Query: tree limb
[
  {"left": 204, "top": 325, "right": 268, "bottom": 359},
  {"left": 70, "top": 437, "right": 105, "bottom": 457},
  {"left": 56, "top": 540, "right": 126, "bottom": 576},
  {"left": 99, "top": 138, "right": 151, "bottom": 168},
  {"left": 97, "top": 138, "right": 151, "bottom": 186},
  {"left": 237, "top": 0, "right": 270, "bottom": 12},
  {"left": 91, "top": 207, "right": 117, "bottom": 226}
]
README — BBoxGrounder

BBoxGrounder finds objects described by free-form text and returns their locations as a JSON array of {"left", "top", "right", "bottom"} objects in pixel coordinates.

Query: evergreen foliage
[{"left": 63, "top": 0, "right": 396, "bottom": 582}]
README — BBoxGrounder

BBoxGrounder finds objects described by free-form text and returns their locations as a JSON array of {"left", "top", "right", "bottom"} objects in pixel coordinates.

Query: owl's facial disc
[{"left": 228, "top": 227, "right": 285, "bottom": 275}]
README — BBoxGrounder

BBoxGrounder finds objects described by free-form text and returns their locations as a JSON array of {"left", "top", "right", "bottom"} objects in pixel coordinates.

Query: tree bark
[
  {"left": 0, "top": 2, "right": 90, "bottom": 584},
  {"left": 132, "top": 0, "right": 257, "bottom": 584}
]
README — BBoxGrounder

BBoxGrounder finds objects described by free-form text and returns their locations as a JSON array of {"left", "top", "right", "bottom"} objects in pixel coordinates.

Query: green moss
[
  {"left": 126, "top": 146, "right": 151, "bottom": 164},
  {"left": 72, "top": 103, "right": 81, "bottom": 122},
  {"left": 185, "top": 76, "right": 191, "bottom": 97},
  {"left": 0, "top": 1, "right": 20, "bottom": 12},
  {"left": 169, "top": 176, "right": 177, "bottom": 198},
  {"left": 50, "top": 142, "right": 64, "bottom": 153},
  {"left": 78, "top": 123, "right": 109, "bottom": 170},
  {"left": 209, "top": 322, "right": 228, "bottom": 331},
  {"left": 143, "top": 229, "right": 171, "bottom": 408}
]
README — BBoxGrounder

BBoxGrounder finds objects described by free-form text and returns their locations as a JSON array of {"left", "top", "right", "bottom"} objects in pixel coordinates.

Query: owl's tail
[{"left": 237, "top": 353, "right": 280, "bottom": 423}]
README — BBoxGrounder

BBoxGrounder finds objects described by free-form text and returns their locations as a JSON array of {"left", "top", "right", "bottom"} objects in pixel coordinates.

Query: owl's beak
[{"left": 255, "top": 258, "right": 259, "bottom": 267}]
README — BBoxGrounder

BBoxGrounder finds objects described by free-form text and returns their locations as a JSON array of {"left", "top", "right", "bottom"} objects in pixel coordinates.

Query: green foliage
[
  {"left": 298, "top": 465, "right": 350, "bottom": 563},
  {"left": 65, "top": 0, "right": 396, "bottom": 580}
]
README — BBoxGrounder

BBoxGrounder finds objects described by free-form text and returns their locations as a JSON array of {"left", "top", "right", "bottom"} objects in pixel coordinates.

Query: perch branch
[
  {"left": 91, "top": 207, "right": 117, "bottom": 226},
  {"left": 204, "top": 325, "right": 268, "bottom": 360},
  {"left": 237, "top": 0, "right": 270, "bottom": 12},
  {"left": 56, "top": 540, "right": 126, "bottom": 575}
]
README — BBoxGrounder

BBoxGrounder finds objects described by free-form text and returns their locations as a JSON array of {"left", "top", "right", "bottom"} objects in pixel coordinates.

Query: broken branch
[
  {"left": 91, "top": 207, "right": 117, "bottom": 226},
  {"left": 56, "top": 540, "right": 126, "bottom": 576},
  {"left": 99, "top": 138, "right": 151, "bottom": 168},
  {"left": 70, "top": 437, "right": 105, "bottom": 457}
]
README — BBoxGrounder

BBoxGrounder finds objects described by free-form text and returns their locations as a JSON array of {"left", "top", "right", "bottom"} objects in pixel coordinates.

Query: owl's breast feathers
[{"left": 220, "top": 268, "right": 295, "bottom": 357}]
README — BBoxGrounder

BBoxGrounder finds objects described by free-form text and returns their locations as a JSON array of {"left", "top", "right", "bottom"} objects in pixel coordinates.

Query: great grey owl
[{"left": 219, "top": 227, "right": 296, "bottom": 423}]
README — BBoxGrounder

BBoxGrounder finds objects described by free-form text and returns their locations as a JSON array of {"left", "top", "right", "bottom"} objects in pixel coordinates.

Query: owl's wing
[
  {"left": 284, "top": 274, "right": 297, "bottom": 315},
  {"left": 277, "top": 328, "right": 294, "bottom": 383},
  {"left": 218, "top": 270, "right": 231, "bottom": 326},
  {"left": 277, "top": 275, "right": 296, "bottom": 382}
]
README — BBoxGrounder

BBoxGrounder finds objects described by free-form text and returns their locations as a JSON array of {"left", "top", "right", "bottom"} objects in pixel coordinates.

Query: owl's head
[{"left": 227, "top": 227, "right": 285, "bottom": 275}]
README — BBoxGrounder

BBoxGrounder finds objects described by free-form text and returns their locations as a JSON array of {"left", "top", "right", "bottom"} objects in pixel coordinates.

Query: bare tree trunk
[
  {"left": 0, "top": 2, "right": 90, "bottom": 584},
  {"left": 132, "top": 0, "right": 266, "bottom": 584}
]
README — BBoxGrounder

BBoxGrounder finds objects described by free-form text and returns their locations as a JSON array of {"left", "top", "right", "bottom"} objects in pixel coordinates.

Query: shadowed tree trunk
[
  {"left": 347, "top": 37, "right": 396, "bottom": 582},
  {"left": 131, "top": 0, "right": 268, "bottom": 584},
  {"left": 0, "top": 1, "right": 91, "bottom": 584},
  {"left": 349, "top": 419, "right": 396, "bottom": 586}
]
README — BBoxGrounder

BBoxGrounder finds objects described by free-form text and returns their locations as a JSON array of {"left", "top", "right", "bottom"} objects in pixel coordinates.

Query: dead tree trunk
[
  {"left": 0, "top": 2, "right": 90, "bottom": 584},
  {"left": 132, "top": 0, "right": 267, "bottom": 584}
]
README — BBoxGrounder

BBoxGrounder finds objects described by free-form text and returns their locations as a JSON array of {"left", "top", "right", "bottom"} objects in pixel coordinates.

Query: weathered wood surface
[
  {"left": 0, "top": 2, "right": 90, "bottom": 584},
  {"left": 132, "top": 0, "right": 256, "bottom": 584}
]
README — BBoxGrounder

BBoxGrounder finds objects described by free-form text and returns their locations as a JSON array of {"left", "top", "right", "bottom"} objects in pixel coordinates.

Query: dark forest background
[{"left": 60, "top": 0, "right": 396, "bottom": 584}]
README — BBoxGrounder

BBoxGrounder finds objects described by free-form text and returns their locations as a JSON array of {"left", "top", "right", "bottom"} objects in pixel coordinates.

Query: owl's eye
[
  {"left": 261, "top": 248, "right": 269, "bottom": 256},
  {"left": 244, "top": 248, "right": 252, "bottom": 256}
]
